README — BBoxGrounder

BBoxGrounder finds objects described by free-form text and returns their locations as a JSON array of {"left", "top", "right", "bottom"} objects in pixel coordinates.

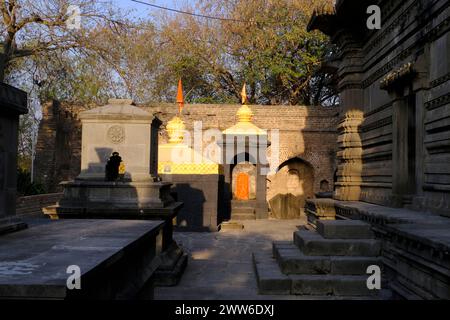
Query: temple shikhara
[{"left": 0, "top": 0, "right": 448, "bottom": 302}]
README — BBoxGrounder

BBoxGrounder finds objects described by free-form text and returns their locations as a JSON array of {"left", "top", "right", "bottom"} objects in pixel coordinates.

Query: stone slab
[
  {"left": 294, "top": 230, "right": 381, "bottom": 257},
  {"left": 316, "top": 220, "right": 374, "bottom": 239},
  {"left": 290, "top": 274, "right": 379, "bottom": 296},
  {"left": 0, "top": 219, "right": 164, "bottom": 299},
  {"left": 273, "top": 242, "right": 381, "bottom": 275},
  {"left": 219, "top": 221, "right": 244, "bottom": 231}
]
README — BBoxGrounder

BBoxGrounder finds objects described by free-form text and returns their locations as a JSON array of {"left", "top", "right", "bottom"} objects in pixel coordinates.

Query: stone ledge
[
  {"left": 0, "top": 219, "right": 164, "bottom": 299},
  {"left": 334, "top": 200, "right": 450, "bottom": 254}
]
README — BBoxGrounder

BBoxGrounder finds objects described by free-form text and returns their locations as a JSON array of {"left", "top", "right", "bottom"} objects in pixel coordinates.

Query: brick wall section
[
  {"left": 34, "top": 102, "right": 340, "bottom": 193},
  {"left": 145, "top": 103, "right": 340, "bottom": 193},
  {"left": 16, "top": 193, "right": 63, "bottom": 217},
  {"left": 34, "top": 101, "right": 90, "bottom": 192}
]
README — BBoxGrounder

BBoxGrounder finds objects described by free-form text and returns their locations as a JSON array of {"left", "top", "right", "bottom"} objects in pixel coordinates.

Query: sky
[{"left": 112, "top": 0, "right": 197, "bottom": 20}]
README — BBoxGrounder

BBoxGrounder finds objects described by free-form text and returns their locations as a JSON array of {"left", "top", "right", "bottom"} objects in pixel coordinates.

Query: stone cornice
[
  {"left": 361, "top": 116, "right": 393, "bottom": 133},
  {"left": 425, "top": 92, "right": 450, "bottom": 111},
  {"left": 362, "top": 9, "right": 450, "bottom": 88},
  {"left": 430, "top": 73, "right": 450, "bottom": 88}
]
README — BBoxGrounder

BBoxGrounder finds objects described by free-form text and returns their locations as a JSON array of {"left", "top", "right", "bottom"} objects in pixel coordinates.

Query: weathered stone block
[
  {"left": 253, "top": 253, "right": 291, "bottom": 295},
  {"left": 294, "top": 230, "right": 381, "bottom": 256},
  {"left": 0, "top": 220, "right": 164, "bottom": 299},
  {"left": 291, "top": 274, "right": 377, "bottom": 296},
  {"left": 317, "top": 220, "right": 374, "bottom": 239}
]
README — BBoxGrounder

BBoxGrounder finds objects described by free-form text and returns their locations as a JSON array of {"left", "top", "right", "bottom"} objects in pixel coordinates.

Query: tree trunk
[{"left": 0, "top": 54, "right": 6, "bottom": 82}]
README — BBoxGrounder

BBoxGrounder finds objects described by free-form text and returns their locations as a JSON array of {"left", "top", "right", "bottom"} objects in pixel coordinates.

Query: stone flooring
[{"left": 155, "top": 218, "right": 312, "bottom": 300}]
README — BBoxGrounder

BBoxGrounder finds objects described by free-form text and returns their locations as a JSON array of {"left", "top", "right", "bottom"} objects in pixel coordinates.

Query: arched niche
[{"left": 267, "top": 157, "right": 314, "bottom": 219}]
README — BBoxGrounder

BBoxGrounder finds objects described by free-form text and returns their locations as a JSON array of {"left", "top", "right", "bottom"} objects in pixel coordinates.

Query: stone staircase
[
  {"left": 231, "top": 200, "right": 256, "bottom": 220},
  {"left": 254, "top": 219, "right": 391, "bottom": 298}
]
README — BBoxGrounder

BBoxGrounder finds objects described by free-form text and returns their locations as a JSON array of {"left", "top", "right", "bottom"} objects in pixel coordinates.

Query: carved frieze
[{"left": 380, "top": 63, "right": 415, "bottom": 90}]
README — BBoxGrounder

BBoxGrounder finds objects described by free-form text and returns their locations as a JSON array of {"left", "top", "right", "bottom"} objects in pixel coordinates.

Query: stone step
[
  {"left": 291, "top": 274, "right": 379, "bottom": 296},
  {"left": 294, "top": 230, "right": 381, "bottom": 257},
  {"left": 317, "top": 220, "right": 374, "bottom": 239},
  {"left": 253, "top": 252, "right": 291, "bottom": 295},
  {"left": 232, "top": 213, "right": 256, "bottom": 220},
  {"left": 219, "top": 221, "right": 244, "bottom": 231},
  {"left": 273, "top": 242, "right": 381, "bottom": 275},
  {"left": 231, "top": 200, "right": 256, "bottom": 209},
  {"left": 232, "top": 207, "right": 255, "bottom": 214},
  {"left": 253, "top": 251, "right": 389, "bottom": 298}
]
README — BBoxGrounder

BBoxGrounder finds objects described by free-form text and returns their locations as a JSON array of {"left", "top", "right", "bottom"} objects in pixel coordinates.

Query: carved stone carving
[
  {"left": 107, "top": 125, "right": 125, "bottom": 144},
  {"left": 305, "top": 198, "right": 336, "bottom": 226}
]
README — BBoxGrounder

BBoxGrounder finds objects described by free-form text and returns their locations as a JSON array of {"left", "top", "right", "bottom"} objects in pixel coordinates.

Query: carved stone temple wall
[
  {"left": 309, "top": 0, "right": 450, "bottom": 217},
  {"left": 305, "top": 0, "right": 450, "bottom": 299}
]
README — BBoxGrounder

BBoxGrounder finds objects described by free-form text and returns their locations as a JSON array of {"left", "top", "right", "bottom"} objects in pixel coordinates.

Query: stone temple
[{"left": 0, "top": 0, "right": 449, "bottom": 301}]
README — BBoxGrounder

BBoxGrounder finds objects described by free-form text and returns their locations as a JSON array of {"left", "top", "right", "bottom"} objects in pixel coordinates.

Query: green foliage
[
  {"left": 6, "top": 0, "right": 337, "bottom": 107},
  {"left": 17, "top": 155, "right": 31, "bottom": 172}
]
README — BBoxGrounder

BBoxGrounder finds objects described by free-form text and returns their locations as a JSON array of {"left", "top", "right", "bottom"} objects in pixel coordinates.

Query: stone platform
[
  {"left": 254, "top": 219, "right": 391, "bottom": 298},
  {"left": 334, "top": 201, "right": 450, "bottom": 299},
  {"left": 42, "top": 182, "right": 186, "bottom": 287},
  {"left": 0, "top": 219, "right": 164, "bottom": 299}
]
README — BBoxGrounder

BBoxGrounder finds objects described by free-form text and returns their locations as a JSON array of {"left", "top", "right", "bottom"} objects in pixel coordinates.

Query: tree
[
  {"left": 0, "top": 0, "right": 126, "bottom": 82},
  {"left": 155, "top": 0, "right": 337, "bottom": 105},
  {"left": 0, "top": 0, "right": 131, "bottom": 181}
]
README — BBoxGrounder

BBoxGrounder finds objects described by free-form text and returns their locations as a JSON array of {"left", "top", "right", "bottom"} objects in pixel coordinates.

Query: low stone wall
[{"left": 16, "top": 193, "right": 63, "bottom": 218}]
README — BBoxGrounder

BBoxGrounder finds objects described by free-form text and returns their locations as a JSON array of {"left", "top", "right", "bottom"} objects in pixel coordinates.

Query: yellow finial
[
  {"left": 166, "top": 116, "right": 186, "bottom": 144},
  {"left": 237, "top": 104, "right": 253, "bottom": 123},
  {"left": 241, "top": 83, "right": 248, "bottom": 105}
]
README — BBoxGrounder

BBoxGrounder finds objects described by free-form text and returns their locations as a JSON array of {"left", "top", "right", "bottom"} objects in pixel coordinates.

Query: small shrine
[
  {"left": 158, "top": 80, "right": 224, "bottom": 231},
  {"left": 221, "top": 84, "right": 270, "bottom": 222}
]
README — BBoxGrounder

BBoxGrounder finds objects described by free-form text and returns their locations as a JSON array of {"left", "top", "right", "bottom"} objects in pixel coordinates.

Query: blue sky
[{"left": 112, "top": 0, "right": 196, "bottom": 19}]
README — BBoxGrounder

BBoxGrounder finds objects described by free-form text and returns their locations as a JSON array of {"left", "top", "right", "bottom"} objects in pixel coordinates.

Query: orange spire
[
  {"left": 176, "top": 78, "right": 184, "bottom": 114},
  {"left": 241, "top": 82, "right": 248, "bottom": 105}
]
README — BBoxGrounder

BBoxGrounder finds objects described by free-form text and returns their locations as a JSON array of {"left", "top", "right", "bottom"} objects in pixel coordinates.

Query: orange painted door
[{"left": 236, "top": 172, "right": 250, "bottom": 200}]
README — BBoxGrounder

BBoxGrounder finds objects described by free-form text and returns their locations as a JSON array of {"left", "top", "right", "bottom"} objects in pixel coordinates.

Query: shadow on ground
[{"left": 154, "top": 218, "right": 308, "bottom": 300}]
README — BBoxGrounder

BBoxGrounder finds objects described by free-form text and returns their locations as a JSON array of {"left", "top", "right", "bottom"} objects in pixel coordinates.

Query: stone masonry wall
[
  {"left": 16, "top": 193, "right": 63, "bottom": 218},
  {"left": 34, "top": 102, "right": 340, "bottom": 200}
]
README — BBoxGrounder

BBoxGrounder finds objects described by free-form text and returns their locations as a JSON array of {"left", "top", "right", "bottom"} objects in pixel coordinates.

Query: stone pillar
[
  {"left": 334, "top": 109, "right": 364, "bottom": 201},
  {"left": 255, "top": 135, "right": 270, "bottom": 219},
  {"left": 392, "top": 97, "right": 410, "bottom": 206},
  {"left": 0, "top": 83, "right": 28, "bottom": 234}
]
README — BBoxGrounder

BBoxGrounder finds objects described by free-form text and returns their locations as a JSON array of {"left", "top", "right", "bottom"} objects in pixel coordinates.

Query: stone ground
[{"left": 155, "top": 218, "right": 311, "bottom": 300}]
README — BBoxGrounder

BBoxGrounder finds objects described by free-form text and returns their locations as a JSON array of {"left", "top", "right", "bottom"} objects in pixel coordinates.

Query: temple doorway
[
  {"left": 232, "top": 161, "right": 256, "bottom": 201},
  {"left": 236, "top": 172, "right": 250, "bottom": 200}
]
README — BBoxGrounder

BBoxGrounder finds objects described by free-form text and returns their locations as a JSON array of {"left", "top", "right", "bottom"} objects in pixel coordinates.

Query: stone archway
[{"left": 267, "top": 157, "right": 314, "bottom": 219}]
